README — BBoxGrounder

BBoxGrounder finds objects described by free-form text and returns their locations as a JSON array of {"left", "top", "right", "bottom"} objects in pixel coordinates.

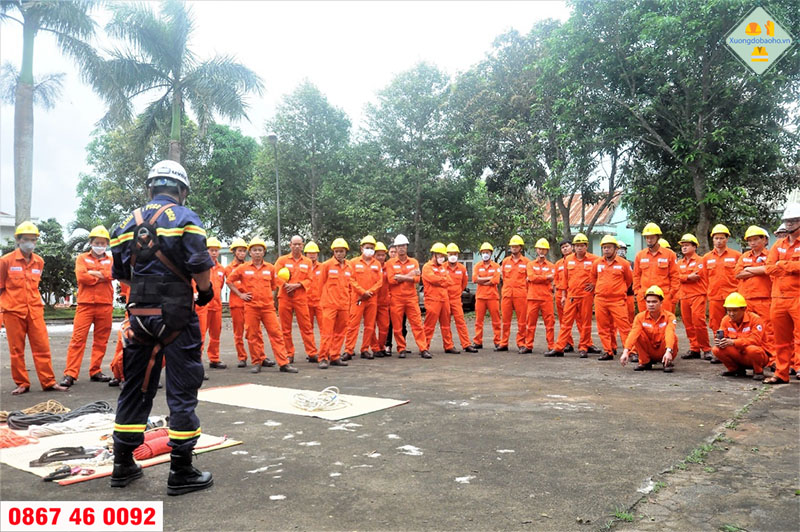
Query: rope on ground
[
  {"left": 0, "top": 427, "right": 39, "bottom": 448},
  {"left": 6, "top": 401, "right": 113, "bottom": 430},
  {"left": 28, "top": 413, "right": 116, "bottom": 438},
  {"left": 292, "top": 386, "right": 350, "bottom": 412},
  {"left": 0, "top": 400, "right": 70, "bottom": 423}
]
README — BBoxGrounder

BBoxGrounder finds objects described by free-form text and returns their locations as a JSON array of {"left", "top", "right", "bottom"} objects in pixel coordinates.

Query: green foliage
[
  {"left": 613, "top": 508, "right": 634, "bottom": 522},
  {"left": 27, "top": 219, "right": 76, "bottom": 307}
]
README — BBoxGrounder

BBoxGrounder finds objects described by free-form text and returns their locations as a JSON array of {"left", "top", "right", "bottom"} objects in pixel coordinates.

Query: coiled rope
[
  {"left": 0, "top": 427, "right": 39, "bottom": 448},
  {"left": 0, "top": 400, "right": 70, "bottom": 423},
  {"left": 28, "top": 413, "right": 116, "bottom": 438},
  {"left": 6, "top": 401, "right": 113, "bottom": 430},
  {"left": 292, "top": 386, "right": 349, "bottom": 412}
]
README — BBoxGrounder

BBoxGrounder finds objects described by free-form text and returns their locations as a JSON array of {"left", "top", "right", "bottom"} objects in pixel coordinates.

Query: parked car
[{"left": 418, "top": 281, "right": 477, "bottom": 313}]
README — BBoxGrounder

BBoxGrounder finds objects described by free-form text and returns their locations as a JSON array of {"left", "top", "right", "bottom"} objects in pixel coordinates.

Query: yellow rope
[{"left": 0, "top": 400, "right": 70, "bottom": 423}]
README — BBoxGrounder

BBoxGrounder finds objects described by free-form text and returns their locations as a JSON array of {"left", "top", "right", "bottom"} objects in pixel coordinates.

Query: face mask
[
  {"left": 19, "top": 241, "right": 35, "bottom": 253},
  {"left": 436, "top": 256, "right": 446, "bottom": 265},
  {"left": 481, "top": 253, "right": 491, "bottom": 261},
  {"left": 363, "top": 248, "right": 375, "bottom": 258},
  {"left": 448, "top": 255, "right": 458, "bottom": 263},
  {"left": 92, "top": 246, "right": 107, "bottom": 256}
]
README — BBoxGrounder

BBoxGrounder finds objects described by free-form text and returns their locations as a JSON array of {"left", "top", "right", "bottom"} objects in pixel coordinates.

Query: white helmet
[
  {"left": 147, "top": 160, "right": 190, "bottom": 190},
  {"left": 775, "top": 223, "right": 787, "bottom": 234},
  {"left": 782, "top": 202, "right": 800, "bottom": 221},
  {"left": 393, "top": 234, "right": 410, "bottom": 246}
]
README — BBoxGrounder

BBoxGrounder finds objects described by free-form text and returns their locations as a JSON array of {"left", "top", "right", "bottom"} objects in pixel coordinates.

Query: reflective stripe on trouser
[
  {"left": 201, "top": 308, "right": 222, "bottom": 363},
  {"left": 64, "top": 303, "right": 113, "bottom": 378},
  {"left": 113, "top": 313, "right": 203, "bottom": 454},
  {"left": 473, "top": 299, "right": 501, "bottom": 346},
  {"left": 245, "top": 307, "right": 289, "bottom": 366},
  {"left": 634, "top": 336, "right": 678, "bottom": 366},
  {"left": 770, "top": 298, "right": 799, "bottom": 381},
  {"left": 500, "top": 296, "right": 527, "bottom": 348},
  {"left": 555, "top": 296, "right": 593, "bottom": 351},
  {"left": 708, "top": 299, "right": 726, "bottom": 332},
  {"left": 320, "top": 307, "right": 349, "bottom": 361},
  {"left": 525, "top": 299, "right": 555, "bottom": 350},
  {"left": 345, "top": 297, "right": 378, "bottom": 354},
  {"left": 279, "top": 297, "right": 317, "bottom": 357},
  {"left": 443, "top": 297, "right": 471, "bottom": 349},
  {"left": 424, "top": 299, "right": 451, "bottom": 350},
  {"left": 390, "top": 298, "right": 428, "bottom": 352},
  {"left": 712, "top": 345, "right": 767, "bottom": 374},
  {"left": 595, "top": 296, "right": 631, "bottom": 355},
  {"left": 230, "top": 307, "right": 248, "bottom": 361},
  {"left": 3, "top": 311, "right": 56, "bottom": 389},
  {"left": 680, "top": 295, "right": 710, "bottom": 352},
  {"left": 374, "top": 304, "right": 391, "bottom": 351}
]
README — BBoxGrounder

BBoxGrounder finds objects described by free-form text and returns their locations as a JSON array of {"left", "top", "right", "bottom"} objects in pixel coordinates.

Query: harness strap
[
  {"left": 141, "top": 329, "right": 182, "bottom": 394},
  {"left": 128, "top": 308, "right": 163, "bottom": 316},
  {"left": 130, "top": 203, "right": 191, "bottom": 286}
]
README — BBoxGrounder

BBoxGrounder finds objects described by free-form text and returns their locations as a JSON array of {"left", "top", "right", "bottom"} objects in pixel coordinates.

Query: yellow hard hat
[
  {"left": 723, "top": 292, "right": 747, "bottom": 308},
  {"left": 14, "top": 221, "right": 40, "bottom": 237},
  {"left": 206, "top": 236, "right": 222, "bottom": 249},
  {"left": 678, "top": 233, "right": 699, "bottom": 246},
  {"left": 572, "top": 233, "right": 589, "bottom": 244},
  {"left": 600, "top": 235, "right": 618, "bottom": 247},
  {"left": 744, "top": 226, "right": 768, "bottom": 239},
  {"left": 430, "top": 242, "right": 447, "bottom": 254},
  {"left": 658, "top": 238, "right": 671, "bottom": 249},
  {"left": 534, "top": 238, "right": 550, "bottom": 250},
  {"left": 248, "top": 237, "right": 267, "bottom": 250},
  {"left": 446, "top": 243, "right": 460, "bottom": 253},
  {"left": 229, "top": 237, "right": 248, "bottom": 251},
  {"left": 331, "top": 238, "right": 349, "bottom": 250},
  {"left": 88, "top": 225, "right": 110, "bottom": 240},
  {"left": 375, "top": 241, "right": 388, "bottom": 252},
  {"left": 641, "top": 222, "right": 662, "bottom": 236},
  {"left": 479, "top": 242, "right": 494, "bottom": 252},
  {"left": 710, "top": 224, "right": 730, "bottom": 236},
  {"left": 508, "top": 235, "right": 525, "bottom": 246},
  {"left": 304, "top": 241, "right": 320, "bottom": 253},
  {"left": 277, "top": 267, "right": 291, "bottom": 282},
  {"left": 644, "top": 285, "right": 665, "bottom": 299},
  {"left": 360, "top": 235, "right": 377, "bottom": 246}
]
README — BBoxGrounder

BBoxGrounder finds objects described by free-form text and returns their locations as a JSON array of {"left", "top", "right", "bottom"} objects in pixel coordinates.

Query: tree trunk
[
  {"left": 549, "top": 198, "right": 559, "bottom": 245},
  {"left": 14, "top": 19, "right": 36, "bottom": 226},
  {"left": 414, "top": 176, "right": 422, "bottom": 258},
  {"left": 310, "top": 166, "right": 318, "bottom": 241},
  {"left": 691, "top": 164, "right": 711, "bottom": 254},
  {"left": 168, "top": 88, "right": 182, "bottom": 162},
  {"left": 556, "top": 196, "right": 572, "bottom": 242}
]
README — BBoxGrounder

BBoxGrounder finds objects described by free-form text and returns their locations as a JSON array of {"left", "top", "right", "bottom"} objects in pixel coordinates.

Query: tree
[
  {"left": 35, "top": 218, "right": 75, "bottom": 306},
  {"left": 88, "top": 0, "right": 263, "bottom": 162},
  {"left": 0, "top": 0, "right": 97, "bottom": 225}
]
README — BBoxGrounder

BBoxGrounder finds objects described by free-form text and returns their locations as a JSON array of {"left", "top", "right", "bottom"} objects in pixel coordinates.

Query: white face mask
[
  {"left": 19, "top": 241, "right": 35, "bottom": 253},
  {"left": 436, "top": 256, "right": 446, "bottom": 265},
  {"left": 92, "top": 246, "right": 107, "bottom": 256},
  {"left": 447, "top": 255, "right": 458, "bottom": 263},
  {"left": 481, "top": 252, "right": 491, "bottom": 261},
  {"left": 363, "top": 248, "right": 375, "bottom": 258}
]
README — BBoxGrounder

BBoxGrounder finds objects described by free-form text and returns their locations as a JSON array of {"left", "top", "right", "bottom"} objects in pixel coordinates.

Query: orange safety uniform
[
  {"left": 444, "top": 261, "right": 471, "bottom": 350},
  {"left": 590, "top": 255, "right": 633, "bottom": 355},
  {"left": 110, "top": 283, "right": 130, "bottom": 382},
  {"left": 524, "top": 257, "right": 556, "bottom": 350},
  {"left": 0, "top": 249, "right": 58, "bottom": 390},
  {"left": 344, "top": 256, "right": 383, "bottom": 354},
  {"left": 633, "top": 246, "right": 679, "bottom": 312},
  {"left": 64, "top": 251, "right": 114, "bottom": 380},
  {"left": 306, "top": 259, "right": 324, "bottom": 334},
  {"left": 319, "top": 258, "right": 353, "bottom": 361},
  {"left": 422, "top": 260, "right": 453, "bottom": 350},
  {"left": 735, "top": 249, "right": 774, "bottom": 358},
  {"left": 200, "top": 261, "right": 226, "bottom": 364},
  {"left": 554, "top": 257, "right": 575, "bottom": 348},
  {"left": 625, "top": 309, "right": 679, "bottom": 366},
  {"left": 500, "top": 255, "right": 530, "bottom": 348},
  {"left": 554, "top": 252, "right": 599, "bottom": 351},
  {"left": 677, "top": 254, "right": 710, "bottom": 353},
  {"left": 227, "top": 261, "right": 289, "bottom": 366},
  {"left": 275, "top": 253, "right": 317, "bottom": 359},
  {"left": 472, "top": 259, "right": 501, "bottom": 347},
  {"left": 765, "top": 236, "right": 800, "bottom": 382},
  {"left": 374, "top": 263, "right": 392, "bottom": 351},
  {"left": 701, "top": 247, "right": 742, "bottom": 331},
  {"left": 712, "top": 311, "right": 768, "bottom": 375},
  {"left": 225, "top": 258, "right": 249, "bottom": 362},
  {"left": 386, "top": 256, "right": 428, "bottom": 353}
]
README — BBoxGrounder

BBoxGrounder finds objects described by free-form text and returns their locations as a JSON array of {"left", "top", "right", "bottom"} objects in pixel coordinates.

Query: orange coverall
[
  {"left": 345, "top": 256, "right": 383, "bottom": 354},
  {"left": 444, "top": 261, "right": 471, "bottom": 350},
  {"left": 735, "top": 249, "right": 774, "bottom": 359},
  {"left": 373, "top": 264, "right": 392, "bottom": 351},
  {"left": 701, "top": 247, "right": 742, "bottom": 332},
  {"left": 386, "top": 256, "right": 428, "bottom": 352},
  {"left": 625, "top": 310, "right": 679, "bottom": 366},
  {"left": 227, "top": 261, "right": 289, "bottom": 366},
  {"left": 633, "top": 246, "right": 679, "bottom": 312},
  {"left": 307, "top": 260, "right": 323, "bottom": 333},
  {"left": 110, "top": 283, "right": 129, "bottom": 381},
  {"left": 677, "top": 254, "right": 710, "bottom": 353},
  {"left": 554, "top": 257, "right": 575, "bottom": 348},
  {"left": 500, "top": 255, "right": 530, "bottom": 348},
  {"left": 225, "top": 258, "right": 249, "bottom": 362},
  {"left": 64, "top": 251, "right": 114, "bottom": 380},
  {"left": 472, "top": 260, "right": 501, "bottom": 347},
  {"left": 554, "top": 253, "right": 598, "bottom": 351},
  {"left": 590, "top": 256, "right": 633, "bottom": 355},
  {"left": 319, "top": 257, "right": 353, "bottom": 361},
  {"left": 422, "top": 261, "right": 453, "bottom": 350},
  {"left": 712, "top": 311, "right": 768, "bottom": 375},
  {"left": 765, "top": 236, "right": 800, "bottom": 381},
  {"left": 275, "top": 254, "right": 317, "bottom": 359},
  {"left": 200, "top": 262, "right": 226, "bottom": 364},
  {"left": 0, "top": 249, "right": 58, "bottom": 390},
  {"left": 525, "top": 258, "right": 556, "bottom": 350}
]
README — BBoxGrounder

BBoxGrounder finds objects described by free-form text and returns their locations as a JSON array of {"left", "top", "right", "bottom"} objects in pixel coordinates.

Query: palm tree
[
  {"left": 90, "top": 0, "right": 263, "bottom": 163},
  {"left": 0, "top": 0, "right": 97, "bottom": 225}
]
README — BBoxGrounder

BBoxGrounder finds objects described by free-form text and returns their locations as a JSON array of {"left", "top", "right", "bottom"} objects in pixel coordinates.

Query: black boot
[
  {"left": 167, "top": 450, "right": 213, "bottom": 496},
  {"left": 110, "top": 446, "right": 143, "bottom": 488}
]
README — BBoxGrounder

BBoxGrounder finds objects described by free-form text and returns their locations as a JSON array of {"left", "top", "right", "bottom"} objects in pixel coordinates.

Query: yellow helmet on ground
[
  {"left": 644, "top": 285, "right": 665, "bottom": 299},
  {"left": 430, "top": 242, "right": 447, "bottom": 254},
  {"left": 479, "top": 242, "right": 494, "bottom": 252},
  {"left": 88, "top": 225, "right": 110, "bottom": 240},
  {"left": 360, "top": 235, "right": 377, "bottom": 246},
  {"left": 710, "top": 224, "right": 730, "bottom": 236},
  {"left": 678, "top": 234, "right": 699, "bottom": 246},
  {"left": 446, "top": 243, "right": 460, "bottom": 253},
  {"left": 658, "top": 238, "right": 671, "bottom": 249},
  {"left": 229, "top": 237, "right": 248, "bottom": 251},
  {"left": 248, "top": 237, "right": 267, "bottom": 250},
  {"left": 534, "top": 238, "right": 550, "bottom": 249},
  {"left": 331, "top": 238, "right": 349, "bottom": 250},
  {"left": 15, "top": 221, "right": 39, "bottom": 236},
  {"left": 572, "top": 233, "right": 589, "bottom": 244},
  {"left": 642, "top": 223, "right": 662, "bottom": 236},
  {"left": 723, "top": 292, "right": 747, "bottom": 308},
  {"left": 206, "top": 236, "right": 222, "bottom": 249},
  {"left": 743, "top": 226, "right": 767, "bottom": 239},
  {"left": 375, "top": 241, "right": 388, "bottom": 252},
  {"left": 508, "top": 235, "right": 525, "bottom": 246},
  {"left": 277, "top": 267, "right": 291, "bottom": 282},
  {"left": 304, "top": 241, "right": 320, "bottom": 253},
  {"left": 600, "top": 235, "right": 618, "bottom": 247}
]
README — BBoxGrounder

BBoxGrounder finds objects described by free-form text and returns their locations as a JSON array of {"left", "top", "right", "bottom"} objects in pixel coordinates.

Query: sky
[{"left": 0, "top": 1, "right": 571, "bottom": 229}]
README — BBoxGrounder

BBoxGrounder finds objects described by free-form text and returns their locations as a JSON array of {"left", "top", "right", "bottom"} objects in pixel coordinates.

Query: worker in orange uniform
[
  {"left": 676, "top": 234, "right": 711, "bottom": 360},
  {"left": 555, "top": 240, "right": 576, "bottom": 352},
  {"left": 202, "top": 237, "right": 227, "bottom": 370},
  {"left": 226, "top": 237, "right": 250, "bottom": 367},
  {"left": 386, "top": 234, "right": 432, "bottom": 359},
  {"left": 620, "top": 285, "right": 677, "bottom": 372},
  {"left": 633, "top": 223, "right": 680, "bottom": 315},
  {"left": 318, "top": 238, "right": 353, "bottom": 369},
  {"left": 616, "top": 241, "right": 636, "bottom": 323},
  {"left": 590, "top": 235, "right": 633, "bottom": 360},
  {"left": 303, "top": 241, "right": 323, "bottom": 362},
  {"left": 372, "top": 242, "right": 392, "bottom": 357},
  {"left": 523, "top": 238, "right": 555, "bottom": 354},
  {"left": 108, "top": 282, "right": 130, "bottom": 387},
  {"left": 712, "top": 292, "right": 768, "bottom": 380},
  {"left": 275, "top": 235, "right": 318, "bottom": 364},
  {"left": 443, "top": 243, "right": 478, "bottom": 353},
  {"left": 60, "top": 225, "right": 115, "bottom": 386},
  {"left": 0, "top": 221, "right": 68, "bottom": 394},
  {"left": 226, "top": 237, "right": 298, "bottom": 374},
  {"left": 344, "top": 235, "right": 383, "bottom": 359},
  {"left": 700, "top": 224, "right": 742, "bottom": 364},
  {"left": 764, "top": 203, "right": 800, "bottom": 384},
  {"left": 497, "top": 235, "right": 529, "bottom": 351},
  {"left": 470, "top": 242, "right": 501, "bottom": 350},
  {"left": 735, "top": 226, "right": 773, "bottom": 361},
  {"left": 422, "top": 243, "right": 453, "bottom": 354},
  {"left": 545, "top": 233, "right": 598, "bottom": 358}
]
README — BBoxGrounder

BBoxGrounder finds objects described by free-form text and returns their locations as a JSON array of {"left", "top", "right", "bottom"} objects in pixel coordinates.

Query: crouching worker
[
  {"left": 711, "top": 292, "right": 768, "bottom": 381},
  {"left": 620, "top": 285, "right": 678, "bottom": 373}
]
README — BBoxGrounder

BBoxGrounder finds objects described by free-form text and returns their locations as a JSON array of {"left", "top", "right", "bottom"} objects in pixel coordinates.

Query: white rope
[
  {"left": 27, "top": 413, "right": 116, "bottom": 438},
  {"left": 292, "top": 386, "right": 350, "bottom": 412}
]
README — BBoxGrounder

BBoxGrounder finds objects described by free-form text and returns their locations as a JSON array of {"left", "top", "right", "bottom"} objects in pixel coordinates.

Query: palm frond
[
  {"left": 35, "top": 0, "right": 97, "bottom": 40},
  {"left": 134, "top": 93, "right": 172, "bottom": 148},
  {"left": 183, "top": 55, "right": 264, "bottom": 123},
  {"left": 0, "top": 62, "right": 65, "bottom": 109},
  {"left": 160, "top": 0, "right": 196, "bottom": 73},
  {"left": 0, "top": 62, "right": 17, "bottom": 104},
  {"left": 106, "top": 2, "right": 179, "bottom": 74}
]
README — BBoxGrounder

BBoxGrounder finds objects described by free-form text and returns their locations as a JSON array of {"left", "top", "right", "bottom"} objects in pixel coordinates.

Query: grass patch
[
  {"left": 720, "top": 525, "right": 745, "bottom": 532},
  {"left": 653, "top": 481, "right": 666, "bottom": 493},
  {"left": 703, "top": 466, "right": 716, "bottom": 473},
  {"left": 686, "top": 443, "right": 714, "bottom": 464},
  {"left": 613, "top": 508, "right": 634, "bottom": 522},
  {"left": 44, "top": 307, "right": 126, "bottom": 319}
]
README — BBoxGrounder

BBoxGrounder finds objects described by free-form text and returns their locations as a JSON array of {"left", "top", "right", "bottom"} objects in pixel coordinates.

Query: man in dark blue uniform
[{"left": 108, "top": 160, "right": 215, "bottom": 496}]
